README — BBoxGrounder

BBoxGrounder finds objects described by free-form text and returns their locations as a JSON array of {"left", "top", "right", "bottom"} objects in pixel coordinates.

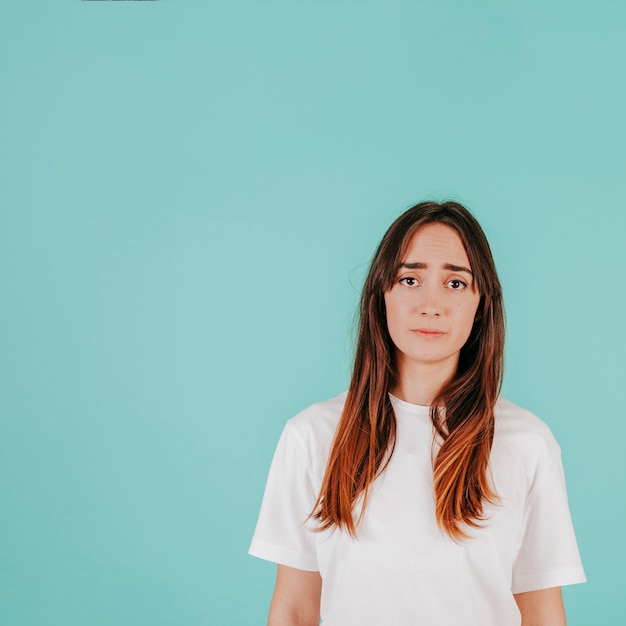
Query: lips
[{"left": 411, "top": 328, "right": 446, "bottom": 337}]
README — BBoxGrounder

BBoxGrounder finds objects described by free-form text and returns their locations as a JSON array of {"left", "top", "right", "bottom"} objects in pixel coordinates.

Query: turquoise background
[{"left": 1, "top": 2, "right": 624, "bottom": 624}]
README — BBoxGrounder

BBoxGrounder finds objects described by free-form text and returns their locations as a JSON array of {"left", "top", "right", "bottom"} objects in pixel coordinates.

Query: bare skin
[
  {"left": 267, "top": 565, "right": 321, "bottom": 626},
  {"left": 514, "top": 587, "right": 566, "bottom": 626}
]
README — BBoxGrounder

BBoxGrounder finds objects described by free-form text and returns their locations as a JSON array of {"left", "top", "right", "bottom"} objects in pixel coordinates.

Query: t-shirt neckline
[{"left": 388, "top": 392, "right": 431, "bottom": 416}]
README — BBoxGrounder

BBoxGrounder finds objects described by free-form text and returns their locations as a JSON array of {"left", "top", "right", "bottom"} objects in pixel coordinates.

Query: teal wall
[{"left": 1, "top": 2, "right": 624, "bottom": 624}]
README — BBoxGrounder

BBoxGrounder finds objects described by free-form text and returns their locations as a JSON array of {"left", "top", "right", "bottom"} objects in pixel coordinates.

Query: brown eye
[
  {"left": 399, "top": 277, "right": 419, "bottom": 287},
  {"left": 447, "top": 279, "right": 467, "bottom": 290}
]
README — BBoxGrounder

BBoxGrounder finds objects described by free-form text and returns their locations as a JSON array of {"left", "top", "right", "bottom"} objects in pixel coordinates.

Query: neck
[{"left": 391, "top": 356, "right": 458, "bottom": 406}]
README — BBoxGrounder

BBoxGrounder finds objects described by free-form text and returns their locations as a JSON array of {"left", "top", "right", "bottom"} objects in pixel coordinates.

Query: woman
[{"left": 249, "top": 201, "right": 585, "bottom": 626}]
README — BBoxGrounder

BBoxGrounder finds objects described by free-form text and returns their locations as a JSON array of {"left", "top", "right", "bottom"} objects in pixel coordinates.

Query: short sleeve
[
  {"left": 512, "top": 447, "right": 586, "bottom": 593},
  {"left": 248, "top": 421, "right": 319, "bottom": 571}
]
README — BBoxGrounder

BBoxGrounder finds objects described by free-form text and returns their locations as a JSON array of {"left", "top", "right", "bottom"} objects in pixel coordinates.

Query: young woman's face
[{"left": 384, "top": 223, "right": 481, "bottom": 375}]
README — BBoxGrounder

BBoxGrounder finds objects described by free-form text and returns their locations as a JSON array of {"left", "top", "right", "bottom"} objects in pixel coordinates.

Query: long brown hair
[{"left": 312, "top": 200, "right": 505, "bottom": 539}]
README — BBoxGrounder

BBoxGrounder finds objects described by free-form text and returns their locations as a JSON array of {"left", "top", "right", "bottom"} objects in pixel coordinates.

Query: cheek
[
  {"left": 459, "top": 300, "right": 480, "bottom": 335},
  {"left": 384, "top": 293, "right": 405, "bottom": 319},
  {"left": 383, "top": 295, "right": 403, "bottom": 339},
  {"left": 452, "top": 297, "right": 478, "bottom": 323}
]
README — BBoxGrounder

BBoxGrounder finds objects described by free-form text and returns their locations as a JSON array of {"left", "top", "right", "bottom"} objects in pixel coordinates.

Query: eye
[
  {"left": 399, "top": 277, "right": 419, "bottom": 287},
  {"left": 447, "top": 279, "right": 468, "bottom": 290}
]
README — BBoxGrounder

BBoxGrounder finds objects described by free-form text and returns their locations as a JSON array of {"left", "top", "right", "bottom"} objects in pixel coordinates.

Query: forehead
[{"left": 401, "top": 223, "right": 470, "bottom": 265}]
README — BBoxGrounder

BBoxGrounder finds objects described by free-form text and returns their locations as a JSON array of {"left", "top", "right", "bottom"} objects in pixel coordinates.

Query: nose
[{"left": 418, "top": 284, "right": 441, "bottom": 318}]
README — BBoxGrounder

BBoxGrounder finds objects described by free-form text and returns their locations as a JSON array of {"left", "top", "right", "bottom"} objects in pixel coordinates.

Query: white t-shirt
[{"left": 249, "top": 393, "right": 585, "bottom": 626}]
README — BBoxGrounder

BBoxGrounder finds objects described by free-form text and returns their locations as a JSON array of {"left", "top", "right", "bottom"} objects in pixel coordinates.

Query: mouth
[{"left": 411, "top": 329, "right": 446, "bottom": 337}]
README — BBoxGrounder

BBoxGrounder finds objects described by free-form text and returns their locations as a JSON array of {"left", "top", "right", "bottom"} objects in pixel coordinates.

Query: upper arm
[
  {"left": 513, "top": 587, "right": 566, "bottom": 626},
  {"left": 512, "top": 436, "right": 585, "bottom": 593},
  {"left": 268, "top": 564, "right": 322, "bottom": 626}
]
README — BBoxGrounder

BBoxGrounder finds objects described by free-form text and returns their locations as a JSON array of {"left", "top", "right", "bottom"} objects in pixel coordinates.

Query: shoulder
[
  {"left": 279, "top": 392, "right": 346, "bottom": 456},
  {"left": 492, "top": 398, "right": 562, "bottom": 480},
  {"left": 286, "top": 392, "right": 346, "bottom": 443},
  {"left": 494, "top": 398, "right": 559, "bottom": 449},
  {"left": 276, "top": 392, "right": 346, "bottom": 479}
]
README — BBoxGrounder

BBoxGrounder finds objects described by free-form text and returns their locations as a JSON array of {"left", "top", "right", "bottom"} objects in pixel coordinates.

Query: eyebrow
[{"left": 399, "top": 262, "right": 473, "bottom": 275}]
